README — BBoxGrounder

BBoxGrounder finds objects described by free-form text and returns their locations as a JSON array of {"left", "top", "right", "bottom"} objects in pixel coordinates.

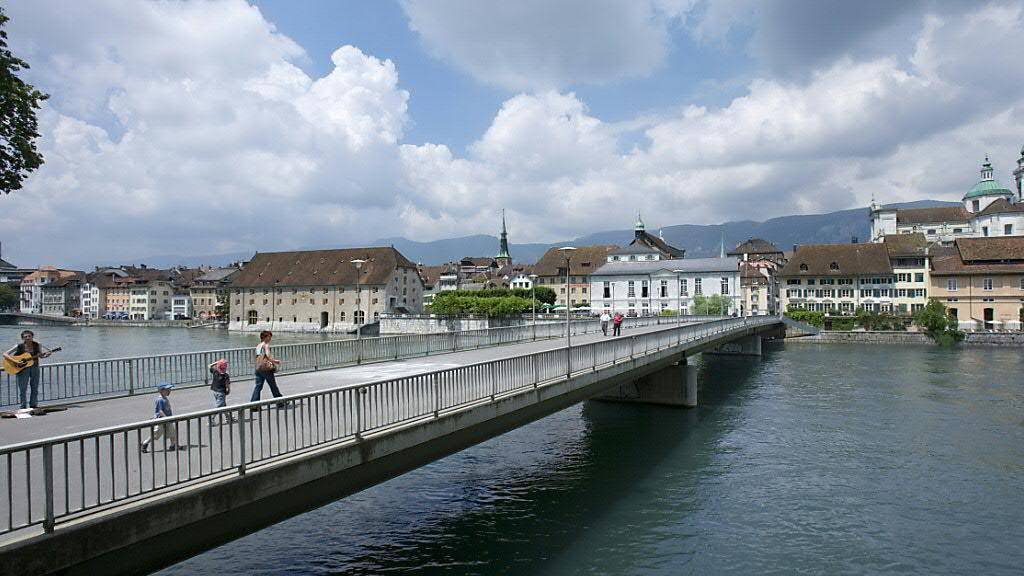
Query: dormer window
[
  {"left": 829, "top": 262, "right": 839, "bottom": 271},
  {"left": 972, "top": 200, "right": 980, "bottom": 212},
  {"left": 799, "top": 263, "right": 808, "bottom": 271}
]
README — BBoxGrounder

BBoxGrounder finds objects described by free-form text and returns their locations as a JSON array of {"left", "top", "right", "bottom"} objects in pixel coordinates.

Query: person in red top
[{"left": 612, "top": 312, "right": 624, "bottom": 336}]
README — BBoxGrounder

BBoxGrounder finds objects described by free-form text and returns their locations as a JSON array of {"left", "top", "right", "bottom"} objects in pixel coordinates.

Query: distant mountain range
[{"left": 79, "top": 200, "right": 956, "bottom": 269}]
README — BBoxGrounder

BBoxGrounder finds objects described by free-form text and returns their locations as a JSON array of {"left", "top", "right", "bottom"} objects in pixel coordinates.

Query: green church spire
[{"left": 496, "top": 209, "right": 511, "bottom": 264}]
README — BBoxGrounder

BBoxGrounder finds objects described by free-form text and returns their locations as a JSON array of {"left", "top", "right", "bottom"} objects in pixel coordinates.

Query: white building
[
  {"left": 509, "top": 272, "right": 533, "bottom": 290},
  {"left": 170, "top": 293, "right": 192, "bottom": 319},
  {"left": 129, "top": 279, "right": 174, "bottom": 320},
  {"left": 871, "top": 153, "right": 1024, "bottom": 243},
  {"left": 590, "top": 257, "right": 741, "bottom": 316}
]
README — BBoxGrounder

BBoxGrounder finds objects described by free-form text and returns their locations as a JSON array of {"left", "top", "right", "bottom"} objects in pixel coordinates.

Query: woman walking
[{"left": 250, "top": 331, "right": 283, "bottom": 409}]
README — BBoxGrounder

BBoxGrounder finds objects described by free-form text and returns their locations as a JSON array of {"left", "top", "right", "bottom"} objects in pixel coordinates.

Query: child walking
[
  {"left": 209, "top": 359, "right": 233, "bottom": 425},
  {"left": 141, "top": 383, "right": 178, "bottom": 452}
]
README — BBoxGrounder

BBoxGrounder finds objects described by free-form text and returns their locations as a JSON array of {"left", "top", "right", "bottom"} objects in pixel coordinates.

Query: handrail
[
  {"left": 0, "top": 316, "right": 777, "bottom": 537},
  {"left": 0, "top": 315, "right": 729, "bottom": 407}
]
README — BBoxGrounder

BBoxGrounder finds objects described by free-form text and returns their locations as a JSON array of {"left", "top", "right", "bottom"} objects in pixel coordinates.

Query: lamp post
[
  {"left": 529, "top": 274, "right": 538, "bottom": 338},
  {"left": 351, "top": 259, "right": 366, "bottom": 362},
  {"left": 558, "top": 247, "right": 576, "bottom": 376}
]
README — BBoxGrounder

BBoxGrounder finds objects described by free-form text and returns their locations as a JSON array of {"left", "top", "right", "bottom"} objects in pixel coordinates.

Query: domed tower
[
  {"left": 634, "top": 212, "right": 645, "bottom": 240},
  {"left": 963, "top": 156, "right": 1014, "bottom": 213}
]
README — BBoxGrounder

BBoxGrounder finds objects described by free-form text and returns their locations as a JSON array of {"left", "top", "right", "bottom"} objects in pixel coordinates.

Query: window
[
  {"left": 603, "top": 282, "right": 611, "bottom": 298},
  {"left": 926, "top": 229, "right": 936, "bottom": 235},
  {"left": 787, "top": 279, "right": 801, "bottom": 285},
  {"left": 641, "top": 281, "right": 649, "bottom": 298},
  {"left": 680, "top": 279, "right": 688, "bottom": 295},
  {"left": 1005, "top": 224, "right": 1013, "bottom": 235},
  {"left": 983, "top": 278, "right": 993, "bottom": 291},
  {"left": 947, "top": 278, "right": 957, "bottom": 291},
  {"left": 1020, "top": 278, "right": 1024, "bottom": 290},
  {"left": 721, "top": 277, "right": 729, "bottom": 295},
  {"left": 915, "top": 273, "right": 924, "bottom": 282},
  {"left": 694, "top": 278, "right": 702, "bottom": 295},
  {"left": 247, "top": 310, "right": 257, "bottom": 325},
  {"left": 354, "top": 310, "right": 365, "bottom": 324},
  {"left": 807, "top": 279, "right": 815, "bottom": 286},
  {"left": 973, "top": 200, "right": 980, "bottom": 212},
  {"left": 953, "top": 228, "right": 963, "bottom": 233},
  {"left": 829, "top": 261, "right": 839, "bottom": 271},
  {"left": 799, "top": 263, "right": 808, "bottom": 271},
  {"left": 627, "top": 281, "right": 635, "bottom": 298},
  {"left": 660, "top": 280, "right": 668, "bottom": 298},
  {"left": 982, "top": 226, "right": 989, "bottom": 237}
]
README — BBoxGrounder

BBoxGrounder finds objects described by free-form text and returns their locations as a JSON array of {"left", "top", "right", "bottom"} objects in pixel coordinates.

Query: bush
[
  {"left": 855, "top": 308, "right": 905, "bottom": 331},
  {"left": 785, "top": 308, "right": 825, "bottom": 328},
  {"left": 829, "top": 317, "right": 855, "bottom": 331},
  {"left": 660, "top": 309, "right": 678, "bottom": 316},
  {"left": 0, "top": 284, "right": 17, "bottom": 310},
  {"left": 429, "top": 293, "right": 536, "bottom": 316},
  {"left": 692, "top": 294, "right": 730, "bottom": 315},
  {"left": 913, "top": 299, "right": 963, "bottom": 346}
]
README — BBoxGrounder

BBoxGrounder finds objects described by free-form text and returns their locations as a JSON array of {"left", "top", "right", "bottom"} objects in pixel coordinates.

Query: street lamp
[
  {"left": 673, "top": 269, "right": 685, "bottom": 319},
  {"left": 350, "top": 259, "right": 366, "bottom": 351},
  {"left": 558, "top": 246, "right": 576, "bottom": 376},
  {"left": 529, "top": 273, "right": 539, "bottom": 340}
]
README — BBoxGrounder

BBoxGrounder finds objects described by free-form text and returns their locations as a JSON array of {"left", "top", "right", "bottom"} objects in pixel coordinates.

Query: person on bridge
[
  {"left": 600, "top": 311, "right": 611, "bottom": 336},
  {"left": 209, "top": 359, "right": 232, "bottom": 425},
  {"left": 612, "top": 312, "right": 623, "bottom": 336},
  {"left": 250, "top": 330, "right": 284, "bottom": 409},
  {"left": 3, "top": 330, "right": 53, "bottom": 410},
  {"left": 141, "top": 383, "right": 178, "bottom": 452}
]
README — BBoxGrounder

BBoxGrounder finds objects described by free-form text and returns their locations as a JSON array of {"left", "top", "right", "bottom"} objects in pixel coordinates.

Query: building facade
[
  {"left": 590, "top": 257, "right": 741, "bottom": 316},
  {"left": 129, "top": 279, "right": 174, "bottom": 320},
  {"left": 929, "top": 237, "right": 1024, "bottom": 330},
  {"left": 871, "top": 152, "right": 1024, "bottom": 243},
  {"left": 227, "top": 247, "right": 423, "bottom": 332},
  {"left": 729, "top": 238, "right": 785, "bottom": 316},
  {"left": 190, "top": 267, "right": 240, "bottom": 319},
  {"left": 20, "top": 267, "right": 81, "bottom": 315},
  {"left": 533, "top": 245, "right": 618, "bottom": 309},
  {"left": 778, "top": 243, "right": 896, "bottom": 314},
  {"left": 40, "top": 275, "right": 82, "bottom": 316}
]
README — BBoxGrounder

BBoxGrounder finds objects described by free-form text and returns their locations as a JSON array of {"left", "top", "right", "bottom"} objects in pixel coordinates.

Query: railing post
[
  {"left": 128, "top": 359, "right": 136, "bottom": 396},
  {"left": 238, "top": 409, "right": 247, "bottom": 476},
  {"left": 356, "top": 388, "right": 365, "bottom": 439},
  {"left": 356, "top": 338, "right": 363, "bottom": 365},
  {"left": 533, "top": 354, "right": 539, "bottom": 388},
  {"left": 490, "top": 362, "right": 497, "bottom": 401},
  {"left": 433, "top": 374, "right": 440, "bottom": 417},
  {"left": 43, "top": 444, "right": 55, "bottom": 533}
]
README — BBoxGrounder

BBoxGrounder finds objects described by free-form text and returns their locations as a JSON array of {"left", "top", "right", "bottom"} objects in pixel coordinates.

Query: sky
[{"left": 2, "top": 0, "right": 1024, "bottom": 268}]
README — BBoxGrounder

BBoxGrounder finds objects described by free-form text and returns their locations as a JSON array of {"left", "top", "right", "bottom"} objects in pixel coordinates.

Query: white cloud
[{"left": 401, "top": 0, "right": 692, "bottom": 90}]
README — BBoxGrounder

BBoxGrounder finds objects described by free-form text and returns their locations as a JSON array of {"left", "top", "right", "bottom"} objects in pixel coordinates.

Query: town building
[
  {"left": 20, "top": 267, "right": 81, "bottom": 315},
  {"left": 190, "top": 267, "right": 240, "bottom": 319},
  {"left": 40, "top": 273, "right": 83, "bottom": 316},
  {"left": 533, "top": 245, "right": 618, "bottom": 309},
  {"left": 882, "top": 233, "right": 932, "bottom": 315},
  {"left": 80, "top": 268, "right": 131, "bottom": 318},
  {"left": 728, "top": 238, "right": 785, "bottom": 316},
  {"left": 227, "top": 247, "right": 423, "bottom": 332},
  {"left": 171, "top": 293, "right": 192, "bottom": 319},
  {"left": 607, "top": 215, "right": 685, "bottom": 262},
  {"left": 778, "top": 243, "right": 895, "bottom": 314},
  {"left": 929, "top": 237, "right": 1024, "bottom": 330},
  {"left": 590, "top": 256, "right": 741, "bottom": 316},
  {"left": 129, "top": 277, "right": 175, "bottom": 320},
  {"left": 870, "top": 151, "right": 1024, "bottom": 243}
]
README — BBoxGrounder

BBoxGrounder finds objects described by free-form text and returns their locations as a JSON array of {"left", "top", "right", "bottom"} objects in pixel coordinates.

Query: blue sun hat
[{"left": 156, "top": 382, "right": 174, "bottom": 391}]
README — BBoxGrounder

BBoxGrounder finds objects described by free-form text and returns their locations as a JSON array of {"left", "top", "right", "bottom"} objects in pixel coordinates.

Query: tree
[
  {"left": 0, "top": 283, "right": 17, "bottom": 310},
  {"left": 913, "top": 299, "right": 948, "bottom": 336},
  {"left": 0, "top": 7, "right": 48, "bottom": 194},
  {"left": 691, "top": 294, "right": 729, "bottom": 315}
]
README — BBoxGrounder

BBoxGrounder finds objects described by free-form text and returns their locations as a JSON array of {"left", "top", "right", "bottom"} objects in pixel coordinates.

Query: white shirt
[{"left": 600, "top": 313, "right": 611, "bottom": 322}]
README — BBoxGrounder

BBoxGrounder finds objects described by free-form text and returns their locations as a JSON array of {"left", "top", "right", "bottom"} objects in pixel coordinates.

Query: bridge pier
[
  {"left": 705, "top": 334, "right": 762, "bottom": 357},
  {"left": 596, "top": 356, "right": 699, "bottom": 407}
]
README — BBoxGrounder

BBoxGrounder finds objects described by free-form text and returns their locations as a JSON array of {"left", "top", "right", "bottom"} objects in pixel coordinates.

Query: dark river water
[{"left": 140, "top": 341, "right": 1023, "bottom": 575}]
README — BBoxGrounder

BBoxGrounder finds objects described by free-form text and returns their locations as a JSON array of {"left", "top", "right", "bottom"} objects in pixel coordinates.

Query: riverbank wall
[{"left": 789, "top": 330, "right": 1024, "bottom": 346}]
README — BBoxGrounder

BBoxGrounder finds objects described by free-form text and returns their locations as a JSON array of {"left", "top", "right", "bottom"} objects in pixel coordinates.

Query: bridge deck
[{"left": 0, "top": 322, "right": 677, "bottom": 445}]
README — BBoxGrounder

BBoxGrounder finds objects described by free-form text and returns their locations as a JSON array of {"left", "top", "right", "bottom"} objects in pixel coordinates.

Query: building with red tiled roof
[
  {"left": 228, "top": 246, "right": 423, "bottom": 332},
  {"left": 929, "top": 236, "right": 1024, "bottom": 330}
]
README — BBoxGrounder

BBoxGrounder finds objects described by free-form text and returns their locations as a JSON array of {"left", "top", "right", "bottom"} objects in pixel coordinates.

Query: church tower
[
  {"left": 1014, "top": 145, "right": 1024, "bottom": 202},
  {"left": 496, "top": 210, "right": 511, "bottom": 268}
]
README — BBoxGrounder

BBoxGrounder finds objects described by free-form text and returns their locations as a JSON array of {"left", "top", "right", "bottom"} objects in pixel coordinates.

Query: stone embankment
[{"left": 788, "top": 330, "right": 1024, "bottom": 346}]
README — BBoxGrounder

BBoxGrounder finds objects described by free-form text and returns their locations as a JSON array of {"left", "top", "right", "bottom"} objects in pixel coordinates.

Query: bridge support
[
  {"left": 596, "top": 356, "right": 699, "bottom": 407},
  {"left": 705, "top": 334, "right": 762, "bottom": 357}
]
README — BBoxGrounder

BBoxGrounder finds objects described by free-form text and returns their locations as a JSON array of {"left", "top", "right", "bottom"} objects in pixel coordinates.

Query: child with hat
[
  {"left": 208, "top": 359, "right": 233, "bottom": 425},
  {"left": 141, "top": 382, "right": 178, "bottom": 452}
]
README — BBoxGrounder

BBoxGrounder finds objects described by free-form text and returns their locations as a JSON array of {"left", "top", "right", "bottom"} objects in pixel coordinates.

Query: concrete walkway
[{"left": 0, "top": 323, "right": 674, "bottom": 445}]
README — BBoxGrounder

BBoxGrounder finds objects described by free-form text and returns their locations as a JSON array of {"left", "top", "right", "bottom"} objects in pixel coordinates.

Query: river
[{"left": 145, "top": 342, "right": 1024, "bottom": 575}]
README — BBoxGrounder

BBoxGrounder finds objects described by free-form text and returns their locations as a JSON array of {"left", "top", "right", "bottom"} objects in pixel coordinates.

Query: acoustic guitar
[{"left": 2, "top": 347, "right": 62, "bottom": 376}]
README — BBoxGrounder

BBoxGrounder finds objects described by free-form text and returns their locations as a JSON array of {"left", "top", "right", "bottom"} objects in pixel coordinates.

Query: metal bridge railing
[
  {"left": 0, "top": 315, "right": 728, "bottom": 407},
  {"left": 0, "top": 316, "right": 776, "bottom": 538}
]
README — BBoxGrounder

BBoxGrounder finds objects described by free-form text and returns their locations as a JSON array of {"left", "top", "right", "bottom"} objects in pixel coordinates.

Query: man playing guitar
[{"left": 3, "top": 330, "right": 53, "bottom": 409}]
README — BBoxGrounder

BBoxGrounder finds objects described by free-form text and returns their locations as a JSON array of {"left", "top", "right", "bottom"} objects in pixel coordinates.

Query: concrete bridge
[
  {"left": 0, "top": 312, "right": 80, "bottom": 326},
  {"left": 0, "top": 316, "right": 783, "bottom": 575}
]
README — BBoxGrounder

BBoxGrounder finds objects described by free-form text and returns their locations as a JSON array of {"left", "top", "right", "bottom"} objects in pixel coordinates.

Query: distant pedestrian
[
  {"left": 612, "top": 312, "right": 623, "bottom": 336},
  {"left": 600, "top": 312, "right": 611, "bottom": 336},
  {"left": 141, "top": 383, "right": 177, "bottom": 452},
  {"left": 209, "top": 359, "right": 232, "bottom": 425},
  {"left": 250, "top": 330, "right": 283, "bottom": 409}
]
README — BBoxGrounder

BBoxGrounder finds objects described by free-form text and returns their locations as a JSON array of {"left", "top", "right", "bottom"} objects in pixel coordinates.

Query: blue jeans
[
  {"left": 16, "top": 364, "right": 40, "bottom": 409},
  {"left": 213, "top": 391, "right": 227, "bottom": 408},
  {"left": 250, "top": 370, "right": 282, "bottom": 402}
]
